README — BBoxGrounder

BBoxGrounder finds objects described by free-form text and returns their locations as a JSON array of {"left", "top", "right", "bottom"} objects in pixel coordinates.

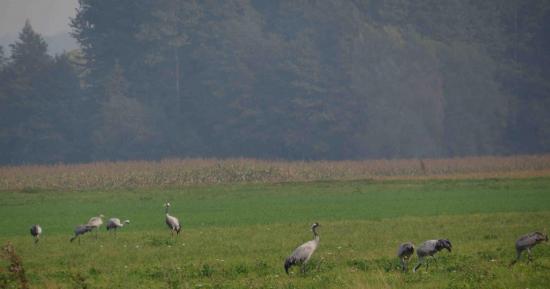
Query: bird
[
  {"left": 105, "top": 218, "right": 130, "bottom": 237},
  {"left": 397, "top": 242, "right": 415, "bottom": 272},
  {"left": 511, "top": 231, "right": 548, "bottom": 265},
  {"left": 413, "top": 239, "right": 452, "bottom": 272},
  {"left": 164, "top": 202, "right": 181, "bottom": 237},
  {"left": 284, "top": 222, "right": 321, "bottom": 275},
  {"left": 30, "top": 224, "right": 42, "bottom": 243},
  {"left": 70, "top": 224, "right": 95, "bottom": 244},
  {"left": 87, "top": 214, "right": 104, "bottom": 239}
]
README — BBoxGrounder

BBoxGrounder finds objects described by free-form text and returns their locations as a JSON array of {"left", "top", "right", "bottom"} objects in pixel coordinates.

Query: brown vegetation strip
[{"left": 1, "top": 155, "right": 550, "bottom": 191}]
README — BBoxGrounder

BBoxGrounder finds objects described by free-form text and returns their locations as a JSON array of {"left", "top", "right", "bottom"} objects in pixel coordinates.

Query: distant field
[
  {"left": 1, "top": 177, "right": 550, "bottom": 288},
  {"left": 1, "top": 155, "right": 550, "bottom": 191}
]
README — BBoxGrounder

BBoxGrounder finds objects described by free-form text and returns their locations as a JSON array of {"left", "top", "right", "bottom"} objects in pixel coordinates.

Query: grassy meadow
[{"left": 1, "top": 157, "right": 550, "bottom": 288}]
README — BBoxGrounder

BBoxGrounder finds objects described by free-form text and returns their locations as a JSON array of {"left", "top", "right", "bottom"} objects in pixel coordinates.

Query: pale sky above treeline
[{"left": 0, "top": 0, "right": 77, "bottom": 37}]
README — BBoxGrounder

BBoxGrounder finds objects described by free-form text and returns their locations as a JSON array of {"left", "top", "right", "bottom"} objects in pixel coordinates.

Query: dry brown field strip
[{"left": 1, "top": 155, "right": 550, "bottom": 191}]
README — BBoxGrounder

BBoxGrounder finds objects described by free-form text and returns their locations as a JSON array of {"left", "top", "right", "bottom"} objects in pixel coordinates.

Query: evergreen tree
[
  {"left": 0, "top": 46, "right": 6, "bottom": 69},
  {"left": 0, "top": 21, "right": 52, "bottom": 163},
  {"left": 10, "top": 20, "right": 51, "bottom": 74},
  {"left": 93, "top": 64, "right": 155, "bottom": 160}
]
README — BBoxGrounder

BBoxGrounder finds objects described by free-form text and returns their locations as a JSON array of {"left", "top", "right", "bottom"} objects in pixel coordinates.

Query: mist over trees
[{"left": 1, "top": 0, "right": 549, "bottom": 164}]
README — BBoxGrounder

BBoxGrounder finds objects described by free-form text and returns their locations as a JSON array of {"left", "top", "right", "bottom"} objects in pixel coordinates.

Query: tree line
[{"left": 1, "top": 0, "right": 549, "bottom": 164}]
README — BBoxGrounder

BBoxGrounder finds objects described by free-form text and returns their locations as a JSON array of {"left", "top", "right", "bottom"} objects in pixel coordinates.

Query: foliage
[
  {"left": 0, "top": 242, "right": 29, "bottom": 289},
  {"left": 0, "top": 21, "right": 88, "bottom": 164},
  {"left": 1, "top": 1, "right": 550, "bottom": 163}
]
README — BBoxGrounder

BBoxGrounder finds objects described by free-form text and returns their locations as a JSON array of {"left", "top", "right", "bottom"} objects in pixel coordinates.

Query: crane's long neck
[{"left": 312, "top": 227, "right": 320, "bottom": 243}]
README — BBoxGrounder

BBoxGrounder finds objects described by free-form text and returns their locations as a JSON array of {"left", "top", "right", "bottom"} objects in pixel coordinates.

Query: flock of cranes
[
  {"left": 397, "top": 239, "right": 452, "bottom": 272},
  {"left": 28, "top": 203, "right": 548, "bottom": 275}
]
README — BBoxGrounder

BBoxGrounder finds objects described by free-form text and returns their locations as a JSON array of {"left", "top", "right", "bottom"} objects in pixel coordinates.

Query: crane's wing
[
  {"left": 289, "top": 240, "right": 317, "bottom": 263},
  {"left": 166, "top": 215, "right": 180, "bottom": 230},
  {"left": 516, "top": 232, "right": 545, "bottom": 248},
  {"left": 416, "top": 240, "right": 437, "bottom": 256}
]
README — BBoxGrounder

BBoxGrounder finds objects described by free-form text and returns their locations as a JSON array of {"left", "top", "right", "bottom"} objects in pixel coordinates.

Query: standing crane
[
  {"left": 70, "top": 224, "right": 94, "bottom": 244},
  {"left": 511, "top": 231, "right": 548, "bottom": 265},
  {"left": 30, "top": 224, "right": 42, "bottom": 243},
  {"left": 413, "top": 239, "right": 452, "bottom": 272},
  {"left": 87, "top": 214, "right": 104, "bottom": 240},
  {"left": 284, "top": 222, "right": 321, "bottom": 275},
  {"left": 164, "top": 202, "right": 181, "bottom": 237},
  {"left": 106, "top": 218, "right": 130, "bottom": 237},
  {"left": 397, "top": 242, "right": 415, "bottom": 272}
]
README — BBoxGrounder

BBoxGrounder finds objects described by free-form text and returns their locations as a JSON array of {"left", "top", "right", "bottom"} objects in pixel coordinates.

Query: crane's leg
[
  {"left": 527, "top": 248, "right": 533, "bottom": 263},
  {"left": 511, "top": 249, "right": 522, "bottom": 266},
  {"left": 413, "top": 257, "right": 423, "bottom": 273},
  {"left": 426, "top": 260, "right": 429, "bottom": 271},
  {"left": 400, "top": 258, "right": 406, "bottom": 272}
]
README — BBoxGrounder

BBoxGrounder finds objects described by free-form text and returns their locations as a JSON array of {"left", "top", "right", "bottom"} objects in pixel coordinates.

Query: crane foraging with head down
[
  {"left": 70, "top": 224, "right": 94, "bottom": 244},
  {"left": 284, "top": 222, "right": 320, "bottom": 275},
  {"left": 413, "top": 239, "right": 452, "bottom": 272},
  {"left": 397, "top": 242, "right": 415, "bottom": 272},
  {"left": 510, "top": 231, "right": 548, "bottom": 265},
  {"left": 30, "top": 224, "right": 42, "bottom": 243},
  {"left": 164, "top": 202, "right": 181, "bottom": 237},
  {"left": 106, "top": 218, "right": 130, "bottom": 237}
]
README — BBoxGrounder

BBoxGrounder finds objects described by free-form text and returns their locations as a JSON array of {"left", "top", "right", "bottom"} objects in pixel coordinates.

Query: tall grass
[{"left": 1, "top": 155, "right": 550, "bottom": 191}]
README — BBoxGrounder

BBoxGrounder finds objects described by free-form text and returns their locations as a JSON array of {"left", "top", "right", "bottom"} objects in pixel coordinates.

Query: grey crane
[
  {"left": 284, "top": 222, "right": 321, "bottom": 275},
  {"left": 164, "top": 202, "right": 181, "bottom": 237},
  {"left": 397, "top": 242, "right": 415, "bottom": 272},
  {"left": 510, "top": 231, "right": 548, "bottom": 265},
  {"left": 30, "top": 224, "right": 42, "bottom": 243},
  {"left": 106, "top": 218, "right": 130, "bottom": 237},
  {"left": 87, "top": 214, "right": 104, "bottom": 240},
  {"left": 413, "top": 239, "right": 452, "bottom": 272},
  {"left": 70, "top": 224, "right": 94, "bottom": 244}
]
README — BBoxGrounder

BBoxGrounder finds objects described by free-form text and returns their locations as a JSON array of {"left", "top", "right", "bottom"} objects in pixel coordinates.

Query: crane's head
[
  {"left": 99, "top": 214, "right": 105, "bottom": 218},
  {"left": 533, "top": 232, "right": 548, "bottom": 242},
  {"left": 436, "top": 239, "right": 452, "bottom": 252},
  {"left": 164, "top": 202, "right": 171, "bottom": 208},
  {"left": 123, "top": 220, "right": 130, "bottom": 224},
  {"left": 311, "top": 222, "right": 320, "bottom": 229}
]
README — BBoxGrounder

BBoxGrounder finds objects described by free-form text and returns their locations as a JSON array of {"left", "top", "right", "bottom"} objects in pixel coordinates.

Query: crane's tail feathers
[{"left": 284, "top": 258, "right": 294, "bottom": 275}]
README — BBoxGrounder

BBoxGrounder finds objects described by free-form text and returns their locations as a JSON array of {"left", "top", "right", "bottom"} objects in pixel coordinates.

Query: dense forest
[{"left": 1, "top": 0, "right": 549, "bottom": 164}]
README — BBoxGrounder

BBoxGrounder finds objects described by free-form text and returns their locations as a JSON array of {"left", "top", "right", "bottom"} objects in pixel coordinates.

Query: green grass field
[{"left": 1, "top": 177, "right": 550, "bottom": 288}]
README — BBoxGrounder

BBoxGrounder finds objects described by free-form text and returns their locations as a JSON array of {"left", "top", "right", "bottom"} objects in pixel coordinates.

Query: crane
[
  {"left": 284, "top": 222, "right": 321, "bottom": 275},
  {"left": 30, "top": 224, "right": 42, "bottom": 243},
  {"left": 413, "top": 239, "right": 452, "bottom": 272},
  {"left": 164, "top": 202, "right": 181, "bottom": 237},
  {"left": 397, "top": 242, "right": 415, "bottom": 272},
  {"left": 511, "top": 231, "right": 548, "bottom": 265},
  {"left": 106, "top": 218, "right": 130, "bottom": 237}
]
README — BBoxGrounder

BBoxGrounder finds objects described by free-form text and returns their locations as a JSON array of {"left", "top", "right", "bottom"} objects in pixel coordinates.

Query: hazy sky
[{"left": 0, "top": 0, "right": 78, "bottom": 36}]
